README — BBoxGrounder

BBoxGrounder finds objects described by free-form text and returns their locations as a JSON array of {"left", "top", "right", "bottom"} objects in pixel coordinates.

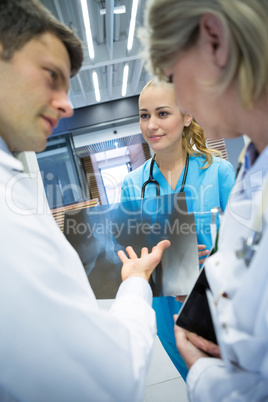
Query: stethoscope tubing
[{"left": 141, "top": 152, "right": 189, "bottom": 198}]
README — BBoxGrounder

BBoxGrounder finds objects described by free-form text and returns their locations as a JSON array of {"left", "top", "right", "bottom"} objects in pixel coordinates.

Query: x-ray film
[{"left": 64, "top": 193, "right": 202, "bottom": 299}]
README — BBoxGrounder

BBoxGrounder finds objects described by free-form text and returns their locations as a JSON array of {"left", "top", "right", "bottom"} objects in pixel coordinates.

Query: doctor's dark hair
[
  {"left": 0, "top": 0, "right": 83, "bottom": 77},
  {"left": 139, "top": 78, "right": 220, "bottom": 169},
  {"left": 140, "top": 0, "right": 268, "bottom": 109}
]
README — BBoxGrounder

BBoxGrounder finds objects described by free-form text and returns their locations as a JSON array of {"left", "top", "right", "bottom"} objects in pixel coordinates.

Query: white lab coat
[
  {"left": 0, "top": 137, "right": 156, "bottom": 402},
  {"left": 186, "top": 145, "right": 268, "bottom": 401}
]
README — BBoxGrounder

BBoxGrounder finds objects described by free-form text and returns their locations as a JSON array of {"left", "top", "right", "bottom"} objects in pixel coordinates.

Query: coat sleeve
[
  {"left": 187, "top": 357, "right": 268, "bottom": 402},
  {"left": 0, "top": 163, "right": 157, "bottom": 402}
]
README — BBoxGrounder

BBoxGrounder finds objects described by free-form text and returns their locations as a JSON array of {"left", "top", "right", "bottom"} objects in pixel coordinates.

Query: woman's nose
[{"left": 148, "top": 116, "right": 159, "bottom": 130}]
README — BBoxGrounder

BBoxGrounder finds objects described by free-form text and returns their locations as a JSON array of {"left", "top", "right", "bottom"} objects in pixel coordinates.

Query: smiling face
[
  {"left": 139, "top": 84, "right": 192, "bottom": 155},
  {"left": 0, "top": 32, "right": 73, "bottom": 153}
]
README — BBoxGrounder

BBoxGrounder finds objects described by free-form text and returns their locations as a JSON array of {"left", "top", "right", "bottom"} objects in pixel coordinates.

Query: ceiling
[{"left": 40, "top": 0, "right": 151, "bottom": 110}]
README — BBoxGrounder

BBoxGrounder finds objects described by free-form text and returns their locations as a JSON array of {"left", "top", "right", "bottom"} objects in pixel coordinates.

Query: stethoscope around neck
[{"left": 141, "top": 152, "right": 189, "bottom": 198}]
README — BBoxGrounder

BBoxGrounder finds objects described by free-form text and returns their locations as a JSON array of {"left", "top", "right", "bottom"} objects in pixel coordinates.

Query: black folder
[{"left": 176, "top": 266, "right": 218, "bottom": 345}]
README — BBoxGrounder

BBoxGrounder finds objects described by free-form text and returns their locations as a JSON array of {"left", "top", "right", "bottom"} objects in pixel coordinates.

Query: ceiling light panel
[
  {"left": 80, "top": 0, "right": 95, "bottom": 59},
  {"left": 39, "top": 0, "right": 148, "bottom": 109},
  {"left": 127, "top": 0, "right": 139, "bottom": 51}
]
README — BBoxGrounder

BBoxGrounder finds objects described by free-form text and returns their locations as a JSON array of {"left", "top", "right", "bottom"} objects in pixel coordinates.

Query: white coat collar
[{"left": 0, "top": 137, "right": 23, "bottom": 172}]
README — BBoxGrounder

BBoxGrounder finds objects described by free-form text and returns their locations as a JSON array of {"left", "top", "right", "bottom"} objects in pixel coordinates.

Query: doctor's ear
[
  {"left": 199, "top": 13, "right": 229, "bottom": 68},
  {"left": 183, "top": 114, "right": 192, "bottom": 127}
]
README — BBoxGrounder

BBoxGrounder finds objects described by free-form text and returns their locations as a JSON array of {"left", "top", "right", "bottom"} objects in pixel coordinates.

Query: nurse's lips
[{"left": 148, "top": 134, "right": 165, "bottom": 141}]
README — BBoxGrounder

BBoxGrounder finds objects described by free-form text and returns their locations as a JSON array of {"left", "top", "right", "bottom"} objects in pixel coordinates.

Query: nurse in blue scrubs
[{"left": 121, "top": 77, "right": 235, "bottom": 380}]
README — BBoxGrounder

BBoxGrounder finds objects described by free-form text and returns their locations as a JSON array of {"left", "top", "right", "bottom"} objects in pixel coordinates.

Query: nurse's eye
[
  {"left": 140, "top": 113, "right": 150, "bottom": 119},
  {"left": 159, "top": 111, "right": 169, "bottom": 117}
]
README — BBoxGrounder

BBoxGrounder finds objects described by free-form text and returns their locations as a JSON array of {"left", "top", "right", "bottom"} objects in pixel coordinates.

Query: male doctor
[
  {"left": 0, "top": 1, "right": 170, "bottom": 401},
  {"left": 142, "top": 0, "right": 268, "bottom": 400}
]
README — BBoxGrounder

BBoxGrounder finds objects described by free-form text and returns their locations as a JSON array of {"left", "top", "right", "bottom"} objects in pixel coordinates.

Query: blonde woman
[
  {"left": 122, "top": 78, "right": 235, "bottom": 255},
  {"left": 142, "top": 0, "right": 268, "bottom": 399},
  {"left": 121, "top": 77, "right": 235, "bottom": 379}
]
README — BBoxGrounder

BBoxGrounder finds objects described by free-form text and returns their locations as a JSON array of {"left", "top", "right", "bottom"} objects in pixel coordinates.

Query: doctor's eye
[
  {"left": 45, "top": 68, "right": 58, "bottom": 82},
  {"left": 50, "top": 70, "right": 58, "bottom": 80},
  {"left": 167, "top": 74, "right": 173, "bottom": 83}
]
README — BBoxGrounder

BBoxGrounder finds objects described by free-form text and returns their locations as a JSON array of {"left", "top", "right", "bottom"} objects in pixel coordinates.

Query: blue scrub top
[
  {"left": 121, "top": 154, "right": 235, "bottom": 381},
  {"left": 121, "top": 154, "right": 235, "bottom": 250}
]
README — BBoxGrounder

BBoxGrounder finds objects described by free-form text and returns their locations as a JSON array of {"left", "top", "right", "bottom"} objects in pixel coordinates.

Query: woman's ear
[
  {"left": 184, "top": 114, "right": 192, "bottom": 127},
  {"left": 199, "top": 13, "right": 229, "bottom": 68}
]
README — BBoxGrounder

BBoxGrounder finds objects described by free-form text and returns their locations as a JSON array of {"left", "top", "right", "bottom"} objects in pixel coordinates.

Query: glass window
[
  {"left": 37, "top": 135, "right": 86, "bottom": 209},
  {"left": 101, "top": 164, "right": 129, "bottom": 204}
]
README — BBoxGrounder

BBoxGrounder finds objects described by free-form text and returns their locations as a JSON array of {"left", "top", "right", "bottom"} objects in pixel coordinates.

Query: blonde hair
[
  {"left": 183, "top": 119, "right": 220, "bottom": 169},
  {"left": 140, "top": 78, "right": 219, "bottom": 168},
  {"left": 140, "top": 0, "right": 268, "bottom": 109}
]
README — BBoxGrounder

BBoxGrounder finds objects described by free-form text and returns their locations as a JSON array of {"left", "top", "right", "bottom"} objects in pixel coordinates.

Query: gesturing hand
[{"left": 118, "top": 240, "right": 170, "bottom": 282}]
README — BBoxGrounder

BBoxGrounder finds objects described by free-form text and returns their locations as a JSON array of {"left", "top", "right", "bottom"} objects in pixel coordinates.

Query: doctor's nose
[{"left": 52, "top": 91, "right": 74, "bottom": 119}]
